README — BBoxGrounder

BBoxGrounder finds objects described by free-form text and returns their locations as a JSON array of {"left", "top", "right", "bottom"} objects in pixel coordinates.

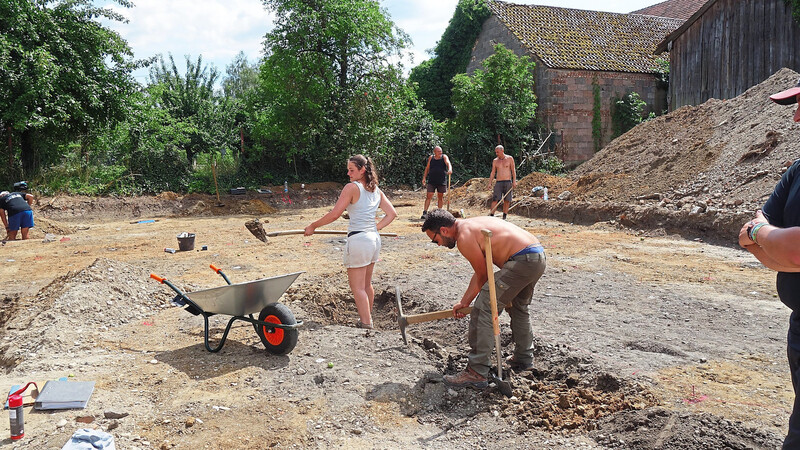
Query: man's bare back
[{"left": 455, "top": 216, "right": 539, "bottom": 269}]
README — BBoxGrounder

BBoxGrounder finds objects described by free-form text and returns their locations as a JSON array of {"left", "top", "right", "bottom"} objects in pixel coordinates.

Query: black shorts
[
  {"left": 492, "top": 180, "right": 512, "bottom": 202},
  {"left": 427, "top": 183, "right": 447, "bottom": 194}
]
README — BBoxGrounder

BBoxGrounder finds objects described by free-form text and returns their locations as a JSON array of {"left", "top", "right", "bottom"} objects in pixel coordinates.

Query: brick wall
[
  {"left": 542, "top": 69, "right": 663, "bottom": 163},
  {"left": 467, "top": 15, "right": 666, "bottom": 164}
]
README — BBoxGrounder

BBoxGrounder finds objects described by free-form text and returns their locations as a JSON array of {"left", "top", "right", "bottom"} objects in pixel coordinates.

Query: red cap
[
  {"left": 770, "top": 78, "right": 800, "bottom": 105},
  {"left": 8, "top": 393, "right": 22, "bottom": 408}
]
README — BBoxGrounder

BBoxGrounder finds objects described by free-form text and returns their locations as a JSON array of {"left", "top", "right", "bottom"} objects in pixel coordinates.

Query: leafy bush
[{"left": 612, "top": 92, "right": 647, "bottom": 138}]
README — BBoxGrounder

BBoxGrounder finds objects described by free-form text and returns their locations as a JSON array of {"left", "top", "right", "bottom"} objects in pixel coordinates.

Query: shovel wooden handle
[
  {"left": 404, "top": 307, "right": 472, "bottom": 325},
  {"left": 266, "top": 229, "right": 397, "bottom": 237},
  {"left": 482, "top": 229, "right": 503, "bottom": 381},
  {"left": 490, "top": 188, "right": 513, "bottom": 215}
]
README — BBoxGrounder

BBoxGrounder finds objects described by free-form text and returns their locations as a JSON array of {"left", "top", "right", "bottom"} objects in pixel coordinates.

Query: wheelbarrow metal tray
[{"left": 184, "top": 271, "right": 303, "bottom": 316}]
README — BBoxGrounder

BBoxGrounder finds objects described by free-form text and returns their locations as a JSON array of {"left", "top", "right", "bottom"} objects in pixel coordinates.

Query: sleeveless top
[
  {"left": 347, "top": 181, "right": 380, "bottom": 233},
  {"left": 429, "top": 156, "right": 447, "bottom": 186}
]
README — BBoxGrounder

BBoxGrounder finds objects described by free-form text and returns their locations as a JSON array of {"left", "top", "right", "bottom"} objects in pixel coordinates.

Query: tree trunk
[
  {"left": 7, "top": 126, "right": 12, "bottom": 170},
  {"left": 20, "top": 128, "right": 35, "bottom": 176}
]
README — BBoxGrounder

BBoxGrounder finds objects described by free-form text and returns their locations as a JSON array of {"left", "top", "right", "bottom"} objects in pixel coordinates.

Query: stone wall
[{"left": 467, "top": 15, "right": 666, "bottom": 164}]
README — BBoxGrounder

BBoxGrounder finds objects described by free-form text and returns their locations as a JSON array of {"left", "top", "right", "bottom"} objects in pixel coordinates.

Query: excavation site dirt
[{"left": 2, "top": 69, "right": 800, "bottom": 449}]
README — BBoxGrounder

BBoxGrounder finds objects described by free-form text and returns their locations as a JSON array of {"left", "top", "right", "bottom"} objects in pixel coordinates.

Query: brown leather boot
[{"left": 443, "top": 366, "right": 488, "bottom": 389}]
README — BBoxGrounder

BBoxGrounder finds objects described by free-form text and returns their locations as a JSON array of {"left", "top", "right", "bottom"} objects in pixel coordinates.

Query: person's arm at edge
[
  {"left": 304, "top": 183, "right": 357, "bottom": 235},
  {"left": 453, "top": 233, "right": 489, "bottom": 316},
  {"left": 748, "top": 226, "right": 800, "bottom": 271},
  {"left": 444, "top": 155, "right": 453, "bottom": 174},
  {"left": 510, "top": 156, "right": 517, "bottom": 188},
  {"left": 421, "top": 156, "right": 431, "bottom": 187},
  {"left": 488, "top": 159, "right": 497, "bottom": 189},
  {"left": 376, "top": 189, "right": 397, "bottom": 231},
  {"left": 24, "top": 193, "right": 33, "bottom": 206}
]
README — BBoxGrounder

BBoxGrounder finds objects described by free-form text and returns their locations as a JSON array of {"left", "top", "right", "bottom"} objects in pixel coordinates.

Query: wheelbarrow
[{"left": 150, "top": 264, "right": 304, "bottom": 355}]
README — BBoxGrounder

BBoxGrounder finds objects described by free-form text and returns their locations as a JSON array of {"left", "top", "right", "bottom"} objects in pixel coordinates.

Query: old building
[
  {"left": 467, "top": 1, "right": 685, "bottom": 164},
  {"left": 656, "top": 0, "right": 800, "bottom": 110},
  {"left": 632, "top": 0, "right": 707, "bottom": 20}
]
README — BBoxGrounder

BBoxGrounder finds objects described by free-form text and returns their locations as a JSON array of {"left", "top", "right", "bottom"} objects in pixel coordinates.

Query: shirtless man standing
[
  {"left": 487, "top": 145, "right": 516, "bottom": 220},
  {"left": 422, "top": 209, "right": 546, "bottom": 389}
]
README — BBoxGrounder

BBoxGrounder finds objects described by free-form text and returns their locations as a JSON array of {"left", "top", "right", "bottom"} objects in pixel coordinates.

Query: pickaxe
[{"left": 395, "top": 286, "right": 471, "bottom": 345}]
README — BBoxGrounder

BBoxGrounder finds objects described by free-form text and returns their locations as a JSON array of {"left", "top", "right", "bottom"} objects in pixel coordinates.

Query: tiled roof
[
  {"left": 630, "top": 0, "right": 707, "bottom": 21},
  {"left": 489, "top": 1, "right": 683, "bottom": 73}
]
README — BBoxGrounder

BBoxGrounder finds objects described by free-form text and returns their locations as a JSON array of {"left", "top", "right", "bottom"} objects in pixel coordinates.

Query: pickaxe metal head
[{"left": 396, "top": 285, "right": 472, "bottom": 345}]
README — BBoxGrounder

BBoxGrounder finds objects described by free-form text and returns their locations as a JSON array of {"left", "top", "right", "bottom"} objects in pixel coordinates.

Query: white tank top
[{"left": 347, "top": 181, "right": 380, "bottom": 233}]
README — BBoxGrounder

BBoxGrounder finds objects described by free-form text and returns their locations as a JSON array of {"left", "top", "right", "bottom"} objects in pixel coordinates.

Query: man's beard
[{"left": 442, "top": 236, "right": 456, "bottom": 249}]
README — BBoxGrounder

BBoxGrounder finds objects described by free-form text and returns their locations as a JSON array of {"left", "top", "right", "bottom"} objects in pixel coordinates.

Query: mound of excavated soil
[
  {"left": 0, "top": 258, "right": 173, "bottom": 370},
  {"left": 571, "top": 67, "right": 800, "bottom": 210}
]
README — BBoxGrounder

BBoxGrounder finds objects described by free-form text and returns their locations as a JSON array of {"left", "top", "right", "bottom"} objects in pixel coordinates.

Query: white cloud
[
  {"left": 100, "top": 0, "right": 273, "bottom": 83},
  {"left": 97, "top": 0, "right": 664, "bottom": 83}
]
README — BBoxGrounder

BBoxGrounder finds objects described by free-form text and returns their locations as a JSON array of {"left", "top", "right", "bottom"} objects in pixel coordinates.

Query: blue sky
[{"left": 99, "top": 0, "right": 667, "bottom": 86}]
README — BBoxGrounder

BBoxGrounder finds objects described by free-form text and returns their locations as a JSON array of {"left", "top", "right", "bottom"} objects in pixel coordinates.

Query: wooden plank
[
  {"left": 747, "top": 1, "right": 757, "bottom": 90},
  {"left": 734, "top": 0, "right": 744, "bottom": 95}
]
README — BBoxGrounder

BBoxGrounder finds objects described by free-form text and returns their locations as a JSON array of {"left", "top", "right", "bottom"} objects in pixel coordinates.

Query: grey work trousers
[{"left": 467, "top": 251, "right": 546, "bottom": 377}]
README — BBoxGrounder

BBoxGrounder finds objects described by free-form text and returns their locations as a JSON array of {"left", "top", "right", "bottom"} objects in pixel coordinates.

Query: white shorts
[{"left": 344, "top": 231, "right": 381, "bottom": 269}]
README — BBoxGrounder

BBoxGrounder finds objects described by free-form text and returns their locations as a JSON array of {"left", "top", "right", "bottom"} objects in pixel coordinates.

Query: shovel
[
  {"left": 481, "top": 228, "right": 513, "bottom": 397},
  {"left": 447, "top": 173, "right": 451, "bottom": 211}
]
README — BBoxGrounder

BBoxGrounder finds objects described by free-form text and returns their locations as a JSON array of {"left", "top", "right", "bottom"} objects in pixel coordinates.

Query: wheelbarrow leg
[{"left": 203, "top": 314, "right": 238, "bottom": 353}]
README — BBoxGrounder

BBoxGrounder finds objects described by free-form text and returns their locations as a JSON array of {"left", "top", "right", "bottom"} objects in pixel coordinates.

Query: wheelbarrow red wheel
[{"left": 257, "top": 303, "right": 298, "bottom": 355}]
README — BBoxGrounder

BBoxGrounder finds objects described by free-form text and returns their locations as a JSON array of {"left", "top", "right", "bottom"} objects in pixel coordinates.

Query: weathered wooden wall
[{"left": 669, "top": 0, "right": 800, "bottom": 109}]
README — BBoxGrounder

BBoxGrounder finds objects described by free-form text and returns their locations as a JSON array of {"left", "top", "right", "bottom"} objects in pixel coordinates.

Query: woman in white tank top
[{"left": 304, "top": 155, "right": 397, "bottom": 329}]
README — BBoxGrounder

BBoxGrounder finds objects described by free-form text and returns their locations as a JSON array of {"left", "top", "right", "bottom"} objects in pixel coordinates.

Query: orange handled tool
[{"left": 150, "top": 274, "right": 165, "bottom": 283}]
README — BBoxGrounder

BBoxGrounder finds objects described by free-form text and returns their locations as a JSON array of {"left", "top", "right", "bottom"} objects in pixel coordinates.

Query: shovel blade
[{"left": 489, "top": 369, "right": 513, "bottom": 397}]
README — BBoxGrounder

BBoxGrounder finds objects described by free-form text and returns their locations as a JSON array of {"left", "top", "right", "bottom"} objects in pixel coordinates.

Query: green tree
[
  {"left": 222, "top": 51, "right": 260, "bottom": 100},
  {"left": 253, "top": 0, "right": 432, "bottom": 182},
  {"left": 0, "top": 0, "right": 140, "bottom": 178},
  {"left": 148, "top": 54, "right": 236, "bottom": 164},
  {"left": 409, "top": 0, "right": 490, "bottom": 120},
  {"left": 448, "top": 44, "right": 537, "bottom": 176}
]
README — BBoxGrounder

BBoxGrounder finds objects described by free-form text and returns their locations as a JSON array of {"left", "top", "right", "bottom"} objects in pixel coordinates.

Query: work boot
[
  {"left": 506, "top": 355, "right": 534, "bottom": 372},
  {"left": 356, "top": 320, "right": 373, "bottom": 329},
  {"left": 443, "top": 366, "right": 488, "bottom": 389}
]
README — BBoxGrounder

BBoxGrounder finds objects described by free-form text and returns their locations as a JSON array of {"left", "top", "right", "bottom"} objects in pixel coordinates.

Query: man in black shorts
[{"left": 420, "top": 146, "right": 452, "bottom": 219}]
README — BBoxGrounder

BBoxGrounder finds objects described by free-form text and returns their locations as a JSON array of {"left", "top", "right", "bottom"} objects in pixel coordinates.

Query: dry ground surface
[{"left": 0, "top": 188, "right": 790, "bottom": 449}]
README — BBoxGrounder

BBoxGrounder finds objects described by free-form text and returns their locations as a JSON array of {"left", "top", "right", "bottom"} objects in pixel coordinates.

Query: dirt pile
[
  {"left": 569, "top": 67, "right": 800, "bottom": 211},
  {"left": 1, "top": 258, "right": 173, "bottom": 370}
]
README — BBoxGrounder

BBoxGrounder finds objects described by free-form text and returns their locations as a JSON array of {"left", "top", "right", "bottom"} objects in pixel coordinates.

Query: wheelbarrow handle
[
  {"left": 209, "top": 264, "right": 232, "bottom": 285},
  {"left": 150, "top": 273, "right": 165, "bottom": 283}
]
